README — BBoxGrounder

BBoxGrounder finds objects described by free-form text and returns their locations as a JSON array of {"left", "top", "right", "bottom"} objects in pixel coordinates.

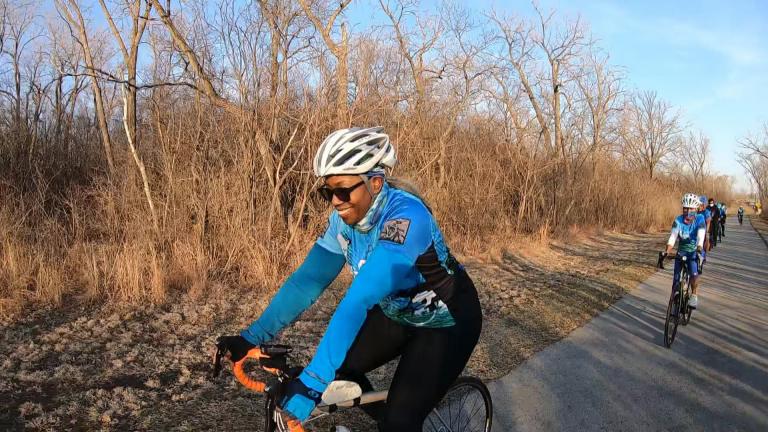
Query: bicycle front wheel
[
  {"left": 664, "top": 289, "right": 680, "bottom": 348},
  {"left": 423, "top": 376, "right": 492, "bottom": 432}
]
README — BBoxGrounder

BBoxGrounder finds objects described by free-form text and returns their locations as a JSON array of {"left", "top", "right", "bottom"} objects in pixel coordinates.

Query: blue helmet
[{"left": 699, "top": 195, "right": 707, "bottom": 205}]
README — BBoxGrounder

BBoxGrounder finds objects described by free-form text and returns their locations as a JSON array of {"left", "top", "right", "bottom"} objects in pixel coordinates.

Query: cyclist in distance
[
  {"left": 719, "top": 202, "right": 727, "bottom": 238},
  {"left": 663, "top": 193, "right": 706, "bottom": 309},
  {"left": 698, "top": 196, "right": 711, "bottom": 258},
  {"left": 217, "top": 127, "right": 483, "bottom": 431},
  {"left": 707, "top": 198, "right": 721, "bottom": 249},
  {"left": 698, "top": 195, "right": 712, "bottom": 273},
  {"left": 738, "top": 206, "right": 745, "bottom": 225}
]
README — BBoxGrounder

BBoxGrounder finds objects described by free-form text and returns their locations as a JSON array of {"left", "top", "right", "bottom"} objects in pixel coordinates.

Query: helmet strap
[{"left": 360, "top": 175, "right": 374, "bottom": 197}]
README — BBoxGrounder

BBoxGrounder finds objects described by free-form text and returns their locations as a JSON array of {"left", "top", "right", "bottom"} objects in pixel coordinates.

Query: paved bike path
[{"left": 489, "top": 218, "right": 768, "bottom": 431}]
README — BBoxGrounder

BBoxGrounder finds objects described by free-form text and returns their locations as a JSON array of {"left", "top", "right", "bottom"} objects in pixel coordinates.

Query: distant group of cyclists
[{"left": 662, "top": 193, "right": 746, "bottom": 310}]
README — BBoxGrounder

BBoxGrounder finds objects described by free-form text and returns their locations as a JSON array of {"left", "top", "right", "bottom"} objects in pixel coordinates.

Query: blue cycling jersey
[
  {"left": 698, "top": 208, "right": 711, "bottom": 223},
  {"left": 671, "top": 214, "right": 706, "bottom": 253},
  {"left": 317, "top": 182, "right": 458, "bottom": 328},
  {"left": 242, "top": 182, "right": 461, "bottom": 394}
]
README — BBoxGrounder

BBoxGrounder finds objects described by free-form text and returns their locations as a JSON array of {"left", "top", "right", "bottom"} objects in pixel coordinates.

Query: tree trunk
[
  {"left": 122, "top": 84, "right": 160, "bottom": 235},
  {"left": 336, "top": 23, "right": 349, "bottom": 126}
]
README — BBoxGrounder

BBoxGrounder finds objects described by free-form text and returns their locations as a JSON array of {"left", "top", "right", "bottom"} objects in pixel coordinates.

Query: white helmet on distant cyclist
[
  {"left": 682, "top": 193, "right": 700, "bottom": 209},
  {"left": 313, "top": 127, "right": 396, "bottom": 177}
]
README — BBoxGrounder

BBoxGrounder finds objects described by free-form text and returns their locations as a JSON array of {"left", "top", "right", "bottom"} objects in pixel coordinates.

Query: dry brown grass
[{"left": 0, "top": 113, "right": 687, "bottom": 320}]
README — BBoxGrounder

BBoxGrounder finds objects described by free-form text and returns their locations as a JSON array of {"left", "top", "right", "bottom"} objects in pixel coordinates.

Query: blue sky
[
  {"left": 517, "top": 0, "right": 768, "bottom": 191},
  {"left": 350, "top": 0, "right": 768, "bottom": 191}
]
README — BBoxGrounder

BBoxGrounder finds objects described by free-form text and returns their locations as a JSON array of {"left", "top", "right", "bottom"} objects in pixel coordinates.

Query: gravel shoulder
[{"left": 0, "top": 230, "right": 666, "bottom": 431}]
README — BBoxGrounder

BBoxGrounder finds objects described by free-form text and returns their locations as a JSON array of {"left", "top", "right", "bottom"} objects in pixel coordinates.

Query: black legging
[
  {"left": 336, "top": 269, "right": 483, "bottom": 432},
  {"left": 710, "top": 220, "right": 720, "bottom": 247}
]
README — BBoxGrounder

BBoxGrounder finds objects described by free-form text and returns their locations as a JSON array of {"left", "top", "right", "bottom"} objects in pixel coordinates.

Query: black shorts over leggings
[{"left": 336, "top": 269, "right": 483, "bottom": 432}]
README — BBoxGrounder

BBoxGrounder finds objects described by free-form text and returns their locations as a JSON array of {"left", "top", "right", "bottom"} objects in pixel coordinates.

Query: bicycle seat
[{"left": 321, "top": 380, "right": 363, "bottom": 405}]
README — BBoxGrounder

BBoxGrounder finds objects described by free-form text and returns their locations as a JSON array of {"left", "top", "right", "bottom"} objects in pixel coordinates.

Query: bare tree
[
  {"left": 254, "top": 0, "right": 312, "bottom": 143},
  {"left": 738, "top": 123, "right": 768, "bottom": 206},
  {"left": 575, "top": 47, "right": 622, "bottom": 159},
  {"left": 488, "top": 11, "right": 552, "bottom": 151},
  {"left": 54, "top": 0, "right": 116, "bottom": 176},
  {"left": 256, "top": 0, "right": 307, "bottom": 105},
  {"left": 432, "top": 2, "right": 488, "bottom": 187},
  {"left": 620, "top": 90, "right": 683, "bottom": 179},
  {"left": 148, "top": 0, "right": 238, "bottom": 113},
  {"left": 379, "top": 0, "right": 442, "bottom": 113},
  {"left": 739, "top": 122, "right": 768, "bottom": 161},
  {"left": 531, "top": 3, "right": 586, "bottom": 170},
  {"left": 297, "top": 0, "right": 351, "bottom": 125},
  {"left": 679, "top": 130, "right": 709, "bottom": 183},
  {"left": 97, "top": 0, "right": 160, "bottom": 233},
  {"left": 738, "top": 151, "right": 768, "bottom": 206},
  {"left": 2, "top": 1, "right": 39, "bottom": 130}
]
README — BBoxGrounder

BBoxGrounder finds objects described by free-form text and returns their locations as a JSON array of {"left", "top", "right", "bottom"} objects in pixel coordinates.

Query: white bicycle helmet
[
  {"left": 313, "top": 127, "right": 396, "bottom": 177},
  {"left": 682, "top": 193, "right": 699, "bottom": 209}
]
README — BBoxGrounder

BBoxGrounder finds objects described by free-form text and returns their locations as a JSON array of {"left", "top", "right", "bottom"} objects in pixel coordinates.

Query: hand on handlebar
[
  {"left": 216, "top": 335, "right": 256, "bottom": 363},
  {"left": 657, "top": 251, "right": 667, "bottom": 269},
  {"left": 277, "top": 375, "right": 324, "bottom": 422}
]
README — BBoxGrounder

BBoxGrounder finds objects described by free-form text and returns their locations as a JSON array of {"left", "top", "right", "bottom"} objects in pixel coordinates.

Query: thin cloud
[{"left": 654, "top": 17, "right": 765, "bottom": 66}]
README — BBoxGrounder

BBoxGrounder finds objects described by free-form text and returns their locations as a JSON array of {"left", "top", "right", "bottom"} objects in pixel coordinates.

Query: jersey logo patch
[{"left": 380, "top": 219, "right": 411, "bottom": 244}]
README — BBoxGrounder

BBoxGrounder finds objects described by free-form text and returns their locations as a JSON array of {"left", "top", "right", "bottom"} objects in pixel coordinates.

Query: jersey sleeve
[
  {"left": 316, "top": 211, "right": 344, "bottom": 255},
  {"left": 667, "top": 218, "right": 680, "bottom": 246},
  {"left": 298, "top": 204, "right": 433, "bottom": 392},
  {"left": 241, "top": 243, "right": 345, "bottom": 345}
]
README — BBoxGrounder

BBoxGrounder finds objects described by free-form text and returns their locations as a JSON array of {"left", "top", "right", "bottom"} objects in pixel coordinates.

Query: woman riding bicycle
[
  {"left": 663, "top": 193, "right": 706, "bottom": 309},
  {"left": 218, "top": 127, "right": 483, "bottom": 431}
]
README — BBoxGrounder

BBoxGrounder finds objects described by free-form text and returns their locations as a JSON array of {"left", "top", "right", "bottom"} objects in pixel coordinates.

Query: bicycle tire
[
  {"left": 682, "top": 303, "right": 693, "bottom": 325},
  {"left": 664, "top": 290, "right": 680, "bottom": 348},
  {"left": 681, "top": 284, "right": 694, "bottom": 326},
  {"left": 664, "top": 269, "right": 686, "bottom": 348},
  {"left": 423, "top": 376, "right": 493, "bottom": 432}
]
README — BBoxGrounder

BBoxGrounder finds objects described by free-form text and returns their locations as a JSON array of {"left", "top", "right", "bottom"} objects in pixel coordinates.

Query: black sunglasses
[{"left": 317, "top": 180, "right": 366, "bottom": 202}]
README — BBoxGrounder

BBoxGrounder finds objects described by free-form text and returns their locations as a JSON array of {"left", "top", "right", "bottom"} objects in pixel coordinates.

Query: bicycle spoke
[
  {"left": 457, "top": 387, "right": 474, "bottom": 431},
  {"left": 461, "top": 391, "right": 480, "bottom": 431},
  {"left": 460, "top": 393, "right": 482, "bottom": 431},
  {"left": 425, "top": 379, "right": 491, "bottom": 432},
  {"left": 454, "top": 385, "right": 471, "bottom": 429},
  {"left": 431, "top": 409, "right": 452, "bottom": 431}
]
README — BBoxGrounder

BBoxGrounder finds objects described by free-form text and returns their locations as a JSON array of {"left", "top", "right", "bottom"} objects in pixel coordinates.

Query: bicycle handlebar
[
  {"left": 232, "top": 347, "right": 269, "bottom": 393},
  {"left": 213, "top": 342, "right": 305, "bottom": 431},
  {"left": 657, "top": 251, "right": 702, "bottom": 270}
]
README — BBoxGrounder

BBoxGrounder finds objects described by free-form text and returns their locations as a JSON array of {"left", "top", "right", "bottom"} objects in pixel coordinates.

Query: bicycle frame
[
  {"left": 679, "top": 255, "right": 696, "bottom": 324},
  {"left": 216, "top": 345, "right": 392, "bottom": 432}
]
